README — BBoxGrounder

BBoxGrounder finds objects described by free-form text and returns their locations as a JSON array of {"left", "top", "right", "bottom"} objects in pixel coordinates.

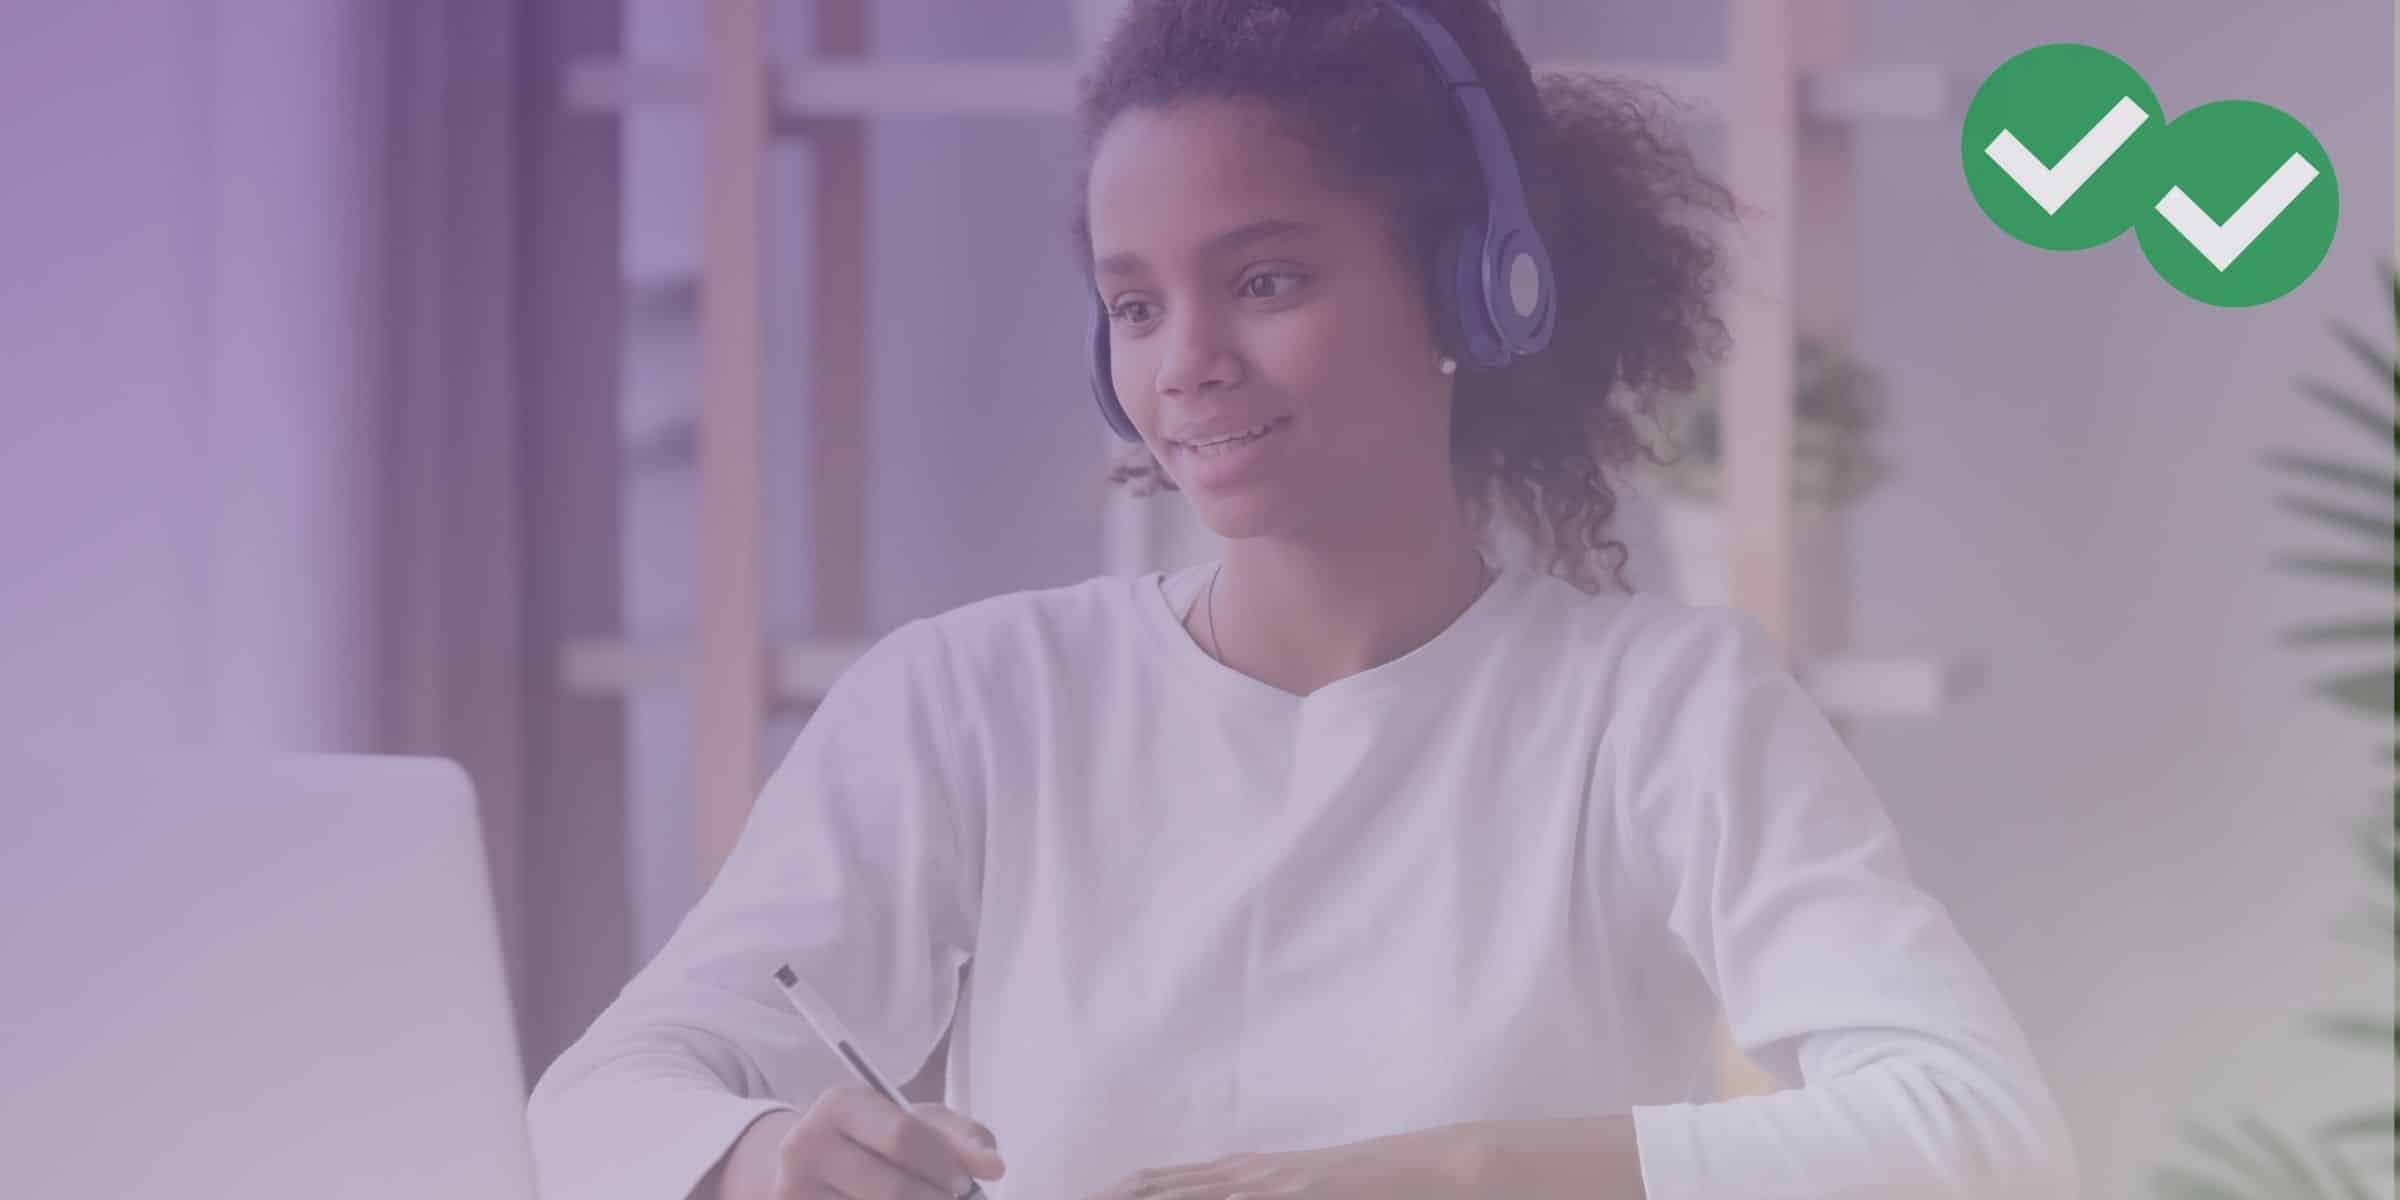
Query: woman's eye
[
  {"left": 1108, "top": 273, "right": 1300, "bottom": 328},
  {"left": 1242, "top": 271, "right": 1305, "bottom": 299}
]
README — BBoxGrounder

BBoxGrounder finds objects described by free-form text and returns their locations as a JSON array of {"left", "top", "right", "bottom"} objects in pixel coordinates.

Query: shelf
[
  {"left": 566, "top": 58, "right": 1953, "bottom": 125},
  {"left": 1797, "top": 653, "right": 1968, "bottom": 721},
  {"left": 563, "top": 635, "right": 878, "bottom": 702}
]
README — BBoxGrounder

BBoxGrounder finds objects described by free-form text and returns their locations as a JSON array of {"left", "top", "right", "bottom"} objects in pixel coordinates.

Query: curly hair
[{"left": 1068, "top": 0, "right": 1736, "bottom": 595}]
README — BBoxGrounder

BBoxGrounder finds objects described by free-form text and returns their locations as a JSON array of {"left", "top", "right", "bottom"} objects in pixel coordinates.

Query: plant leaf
[
  {"left": 2152, "top": 1162, "right": 2263, "bottom": 1200},
  {"left": 2275, "top": 618, "right": 2396, "bottom": 648},
  {"left": 2314, "top": 1108, "right": 2397, "bottom": 1146},
  {"left": 2274, "top": 554, "right": 2398, "bottom": 585},
  {"left": 2234, "top": 1114, "right": 2331, "bottom": 1200},
  {"left": 2261, "top": 451, "right": 2396, "bottom": 502},
  {"left": 2177, "top": 1118, "right": 2296, "bottom": 1197},
  {"left": 2332, "top": 902, "right": 2390, "bottom": 950},
  {"left": 2312, "top": 668, "right": 2397, "bottom": 716},
  {"left": 2314, "top": 1148, "right": 2375, "bottom": 1200},
  {"left": 2293, "top": 377, "right": 2399, "bottom": 443},
  {"left": 2327, "top": 318, "right": 2398, "bottom": 396},
  {"left": 2352, "top": 812, "right": 2399, "bottom": 882},
  {"left": 2305, "top": 1011, "right": 2398, "bottom": 1049},
  {"left": 2152, "top": 1162, "right": 2260, "bottom": 1200},
  {"left": 2330, "top": 905, "right": 2396, "bottom": 953},
  {"left": 2272, "top": 493, "right": 2398, "bottom": 546}
]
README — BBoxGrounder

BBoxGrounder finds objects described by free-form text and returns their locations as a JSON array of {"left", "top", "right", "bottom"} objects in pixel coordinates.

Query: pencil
[{"left": 770, "top": 963, "right": 990, "bottom": 1200}]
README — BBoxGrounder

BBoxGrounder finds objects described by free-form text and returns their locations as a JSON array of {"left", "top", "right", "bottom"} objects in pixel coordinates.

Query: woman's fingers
[
  {"left": 777, "top": 1086, "right": 988, "bottom": 1200},
  {"left": 909, "top": 1104, "right": 1007, "bottom": 1178},
  {"left": 827, "top": 1088, "right": 999, "bottom": 1197},
  {"left": 803, "top": 1128, "right": 960, "bottom": 1200},
  {"left": 1084, "top": 1153, "right": 1271, "bottom": 1200}
]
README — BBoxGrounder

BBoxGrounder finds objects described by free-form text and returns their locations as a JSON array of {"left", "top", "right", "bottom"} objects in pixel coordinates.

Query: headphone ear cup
[{"left": 1089, "top": 293, "right": 1140, "bottom": 442}]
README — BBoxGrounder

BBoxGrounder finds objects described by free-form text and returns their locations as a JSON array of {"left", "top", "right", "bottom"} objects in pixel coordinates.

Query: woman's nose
[{"left": 1153, "top": 310, "right": 1243, "bottom": 398}]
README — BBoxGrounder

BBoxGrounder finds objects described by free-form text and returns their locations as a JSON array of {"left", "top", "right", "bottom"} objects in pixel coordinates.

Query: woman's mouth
[
  {"left": 1175, "top": 416, "right": 1290, "bottom": 456},
  {"left": 1168, "top": 416, "right": 1292, "bottom": 489}
]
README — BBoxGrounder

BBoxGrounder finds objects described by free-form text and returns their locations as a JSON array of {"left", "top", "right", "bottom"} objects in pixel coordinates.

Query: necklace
[
  {"left": 1202, "top": 561, "right": 1226, "bottom": 664},
  {"left": 1197, "top": 556, "right": 1499, "bottom": 667}
]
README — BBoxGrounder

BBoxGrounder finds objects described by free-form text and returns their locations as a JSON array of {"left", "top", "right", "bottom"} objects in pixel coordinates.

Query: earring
[{"left": 1438, "top": 356, "right": 1457, "bottom": 376}]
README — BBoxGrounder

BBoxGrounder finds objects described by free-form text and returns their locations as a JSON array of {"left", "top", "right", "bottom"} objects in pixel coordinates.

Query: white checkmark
[
  {"left": 1985, "top": 96, "right": 2150, "bottom": 215},
  {"left": 2153, "top": 153, "right": 2321, "bottom": 271}
]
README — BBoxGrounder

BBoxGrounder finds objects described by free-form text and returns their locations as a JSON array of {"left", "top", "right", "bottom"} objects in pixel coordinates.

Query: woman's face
[{"left": 1087, "top": 96, "right": 1458, "bottom": 544}]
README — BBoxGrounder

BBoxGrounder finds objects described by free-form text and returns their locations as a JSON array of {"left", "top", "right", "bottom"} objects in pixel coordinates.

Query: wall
[
  {"left": 0, "top": 1, "right": 388, "bottom": 756},
  {"left": 1, "top": 2, "right": 213, "bottom": 750}
]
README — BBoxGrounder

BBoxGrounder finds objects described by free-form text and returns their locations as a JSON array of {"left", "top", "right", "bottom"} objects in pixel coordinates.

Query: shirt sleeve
[
  {"left": 1615, "top": 605, "right": 2080, "bottom": 1200},
  {"left": 525, "top": 618, "right": 984, "bottom": 1200}
]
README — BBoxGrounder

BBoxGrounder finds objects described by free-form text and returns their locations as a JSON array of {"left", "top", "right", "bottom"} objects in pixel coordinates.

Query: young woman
[{"left": 528, "top": 3, "right": 2079, "bottom": 1199}]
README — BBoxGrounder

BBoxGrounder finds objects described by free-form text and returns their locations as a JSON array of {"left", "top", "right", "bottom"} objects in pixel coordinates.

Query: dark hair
[{"left": 1068, "top": 0, "right": 1736, "bottom": 595}]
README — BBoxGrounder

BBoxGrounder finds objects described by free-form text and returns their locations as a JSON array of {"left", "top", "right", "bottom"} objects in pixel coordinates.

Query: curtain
[{"left": 376, "top": 0, "right": 540, "bottom": 1056}]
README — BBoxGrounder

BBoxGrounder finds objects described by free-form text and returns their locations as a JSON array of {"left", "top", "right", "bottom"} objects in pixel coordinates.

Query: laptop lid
[{"left": 0, "top": 751, "right": 538, "bottom": 1199}]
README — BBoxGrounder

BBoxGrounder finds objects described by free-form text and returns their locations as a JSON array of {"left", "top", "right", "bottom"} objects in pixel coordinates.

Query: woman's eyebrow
[{"left": 1094, "top": 218, "right": 1319, "bottom": 279}]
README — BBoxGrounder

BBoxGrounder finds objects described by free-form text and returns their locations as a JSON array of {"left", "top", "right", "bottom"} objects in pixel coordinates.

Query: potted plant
[
  {"left": 2147, "top": 264, "right": 2396, "bottom": 1200},
  {"left": 1632, "top": 337, "right": 1892, "bottom": 660}
]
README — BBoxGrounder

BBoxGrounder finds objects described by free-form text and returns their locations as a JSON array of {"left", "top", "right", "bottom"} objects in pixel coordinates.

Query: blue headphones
[{"left": 1087, "top": 0, "right": 1557, "bottom": 443}]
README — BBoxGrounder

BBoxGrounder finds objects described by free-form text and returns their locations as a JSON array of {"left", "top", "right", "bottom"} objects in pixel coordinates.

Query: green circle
[
  {"left": 2133, "top": 99, "right": 2339, "bottom": 307},
  {"left": 1962, "top": 43, "right": 2167, "bottom": 251}
]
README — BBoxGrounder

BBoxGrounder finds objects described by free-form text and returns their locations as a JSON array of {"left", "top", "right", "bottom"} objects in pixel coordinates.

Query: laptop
[{"left": 0, "top": 751, "right": 540, "bottom": 1199}]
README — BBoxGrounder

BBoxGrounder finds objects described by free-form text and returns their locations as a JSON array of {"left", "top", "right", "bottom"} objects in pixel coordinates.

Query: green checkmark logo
[
  {"left": 1961, "top": 43, "right": 2339, "bottom": 306},
  {"left": 2134, "top": 99, "right": 2339, "bottom": 307},
  {"left": 1964, "top": 44, "right": 2166, "bottom": 250}
]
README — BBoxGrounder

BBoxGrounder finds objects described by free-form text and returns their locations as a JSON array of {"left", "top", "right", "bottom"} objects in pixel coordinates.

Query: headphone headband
[{"left": 1381, "top": 1, "right": 1538, "bottom": 238}]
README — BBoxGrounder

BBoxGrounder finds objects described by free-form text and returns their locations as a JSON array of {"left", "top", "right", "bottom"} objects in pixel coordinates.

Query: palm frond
[
  {"left": 2275, "top": 618, "right": 2395, "bottom": 648},
  {"left": 2158, "top": 261, "right": 2396, "bottom": 1200},
  {"left": 2152, "top": 1162, "right": 2260, "bottom": 1200},
  {"left": 2303, "top": 1011, "right": 2398, "bottom": 1050},
  {"left": 2327, "top": 318, "right": 2398, "bottom": 397},
  {"left": 2352, "top": 811, "right": 2398, "bottom": 885},
  {"left": 2329, "top": 904, "right": 2395, "bottom": 953},
  {"left": 2314, "top": 1107, "right": 2397, "bottom": 1147},
  {"left": 2310, "top": 668, "right": 2396, "bottom": 717},
  {"left": 2272, "top": 494, "right": 2398, "bottom": 547},
  {"left": 2272, "top": 554, "right": 2397, "bottom": 586},
  {"left": 2260, "top": 450, "right": 2396, "bottom": 503},
  {"left": 2235, "top": 1114, "right": 2335, "bottom": 1200},
  {"left": 2325, "top": 809, "right": 2398, "bottom": 947},
  {"left": 2311, "top": 1142, "right": 2379, "bottom": 1200},
  {"left": 2175, "top": 1117, "right": 2321, "bottom": 1198},
  {"left": 2293, "top": 377, "right": 2398, "bottom": 443}
]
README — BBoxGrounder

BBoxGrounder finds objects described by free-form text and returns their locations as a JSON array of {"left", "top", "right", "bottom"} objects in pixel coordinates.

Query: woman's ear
[{"left": 1406, "top": 219, "right": 1461, "bottom": 365}]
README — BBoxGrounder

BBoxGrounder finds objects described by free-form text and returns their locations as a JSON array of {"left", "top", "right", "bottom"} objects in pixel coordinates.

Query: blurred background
[{"left": 0, "top": 1, "right": 2390, "bottom": 1196}]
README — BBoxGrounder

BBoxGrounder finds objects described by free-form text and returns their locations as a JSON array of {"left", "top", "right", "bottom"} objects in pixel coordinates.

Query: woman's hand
[
  {"left": 1076, "top": 1121, "right": 1490, "bottom": 1200},
  {"left": 712, "top": 1084, "right": 1006, "bottom": 1200}
]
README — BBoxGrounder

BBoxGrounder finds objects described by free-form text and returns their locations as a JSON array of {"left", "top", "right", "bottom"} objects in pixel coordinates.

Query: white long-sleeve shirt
[{"left": 526, "top": 562, "right": 2079, "bottom": 1200}]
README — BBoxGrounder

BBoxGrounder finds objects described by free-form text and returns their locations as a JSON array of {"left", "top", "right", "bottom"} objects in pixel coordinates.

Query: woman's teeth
[{"left": 1184, "top": 419, "right": 1283, "bottom": 453}]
